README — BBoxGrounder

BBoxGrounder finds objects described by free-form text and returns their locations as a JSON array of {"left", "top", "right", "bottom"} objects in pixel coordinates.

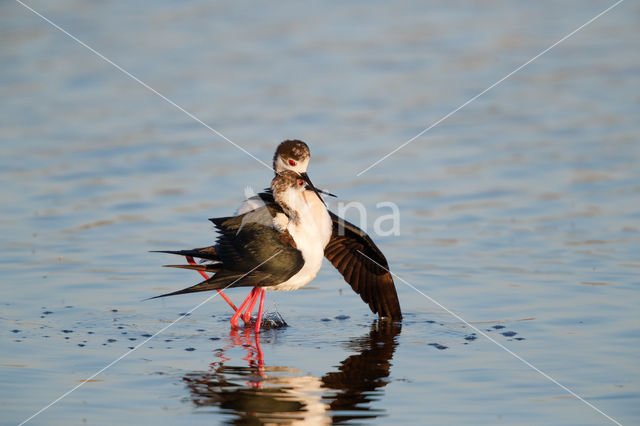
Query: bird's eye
[
  {"left": 298, "top": 180, "right": 304, "bottom": 186},
  {"left": 289, "top": 159, "right": 296, "bottom": 166}
]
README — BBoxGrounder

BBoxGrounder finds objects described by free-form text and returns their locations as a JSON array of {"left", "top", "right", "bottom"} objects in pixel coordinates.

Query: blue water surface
[{"left": 1, "top": 1, "right": 638, "bottom": 425}]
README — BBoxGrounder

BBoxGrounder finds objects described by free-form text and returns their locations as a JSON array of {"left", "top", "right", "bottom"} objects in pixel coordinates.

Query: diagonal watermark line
[
  {"left": 19, "top": 250, "right": 283, "bottom": 426},
  {"left": 14, "top": 0, "right": 271, "bottom": 172},
  {"left": 357, "top": 0, "right": 625, "bottom": 176},
  {"left": 357, "top": 250, "right": 622, "bottom": 426}
]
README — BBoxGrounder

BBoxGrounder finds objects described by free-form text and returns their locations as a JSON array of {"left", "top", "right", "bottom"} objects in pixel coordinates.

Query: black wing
[
  {"left": 151, "top": 205, "right": 304, "bottom": 298},
  {"left": 209, "top": 205, "right": 303, "bottom": 282},
  {"left": 324, "top": 211, "right": 402, "bottom": 320}
]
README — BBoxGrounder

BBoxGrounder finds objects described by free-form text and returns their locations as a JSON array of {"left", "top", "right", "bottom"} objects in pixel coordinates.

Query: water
[{"left": 1, "top": 0, "right": 639, "bottom": 424}]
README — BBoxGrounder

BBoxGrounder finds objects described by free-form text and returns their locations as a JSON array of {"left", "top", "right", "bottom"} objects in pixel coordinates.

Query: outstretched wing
[{"left": 324, "top": 211, "right": 402, "bottom": 320}]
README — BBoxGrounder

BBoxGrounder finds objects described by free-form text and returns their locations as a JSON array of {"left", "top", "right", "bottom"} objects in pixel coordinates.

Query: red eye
[
  {"left": 298, "top": 180, "right": 304, "bottom": 186},
  {"left": 289, "top": 160, "right": 296, "bottom": 166}
]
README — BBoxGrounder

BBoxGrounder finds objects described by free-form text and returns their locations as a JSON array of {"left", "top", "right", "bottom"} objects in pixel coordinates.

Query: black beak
[
  {"left": 318, "top": 188, "right": 337, "bottom": 198},
  {"left": 300, "top": 172, "right": 326, "bottom": 206}
]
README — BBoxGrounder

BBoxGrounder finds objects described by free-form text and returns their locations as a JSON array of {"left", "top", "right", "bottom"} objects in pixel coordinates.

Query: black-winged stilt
[{"left": 153, "top": 141, "right": 401, "bottom": 331}]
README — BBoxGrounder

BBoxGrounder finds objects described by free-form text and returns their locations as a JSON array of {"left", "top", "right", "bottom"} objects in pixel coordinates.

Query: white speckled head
[{"left": 273, "top": 140, "right": 310, "bottom": 175}]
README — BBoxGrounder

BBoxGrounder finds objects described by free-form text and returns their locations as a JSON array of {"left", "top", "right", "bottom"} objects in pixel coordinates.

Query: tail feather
[
  {"left": 150, "top": 245, "right": 219, "bottom": 262},
  {"left": 147, "top": 271, "right": 248, "bottom": 300},
  {"left": 162, "top": 263, "right": 221, "bottom": 272}
]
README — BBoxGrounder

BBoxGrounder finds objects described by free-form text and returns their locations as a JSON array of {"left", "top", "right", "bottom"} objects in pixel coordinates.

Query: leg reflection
[{"left": 182, "top": 319, "right": 402, "bottom": 424}]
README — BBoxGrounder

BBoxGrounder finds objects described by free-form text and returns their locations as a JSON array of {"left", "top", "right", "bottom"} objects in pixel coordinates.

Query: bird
[
  {"left": 239, "top": 140, "right": 402, "bottom": 319},
  {"left": 153, "top": 140, "right": 402, "bottom": 331},
  {"left": 153, "top": 170, "right": 328, "bottom": 331}
]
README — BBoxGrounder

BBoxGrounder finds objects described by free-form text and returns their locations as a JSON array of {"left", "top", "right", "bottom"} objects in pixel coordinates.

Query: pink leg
[
  {"left": 242, "top": 287, "right": 261, "bottom": 323},
  {"left": 230, "top": 289, "right": 257, "bottom": 328},
  {"left": 255, "top": 288, "right": 266, "bottom": 333},
  {"left": 185, "top": 256, "right": 238, "bottom": 312}
]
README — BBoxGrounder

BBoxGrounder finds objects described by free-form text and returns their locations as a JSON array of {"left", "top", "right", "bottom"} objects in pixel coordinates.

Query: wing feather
[{"left": 324, "top": 212, "right": 402, "bottom": 319}]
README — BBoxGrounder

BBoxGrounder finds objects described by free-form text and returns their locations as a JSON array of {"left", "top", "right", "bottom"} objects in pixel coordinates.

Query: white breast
[
  {"left": 271, "top": 191, "right": 330, "bottom": 291},
  {"left": 302, "top": 190, "right": 332, "bottom": 249}
]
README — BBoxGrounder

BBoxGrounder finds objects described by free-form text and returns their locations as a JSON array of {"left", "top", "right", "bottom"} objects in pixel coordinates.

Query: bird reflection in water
[{"left": 182, "top": 319, "right": 401, "bottom": 424}]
